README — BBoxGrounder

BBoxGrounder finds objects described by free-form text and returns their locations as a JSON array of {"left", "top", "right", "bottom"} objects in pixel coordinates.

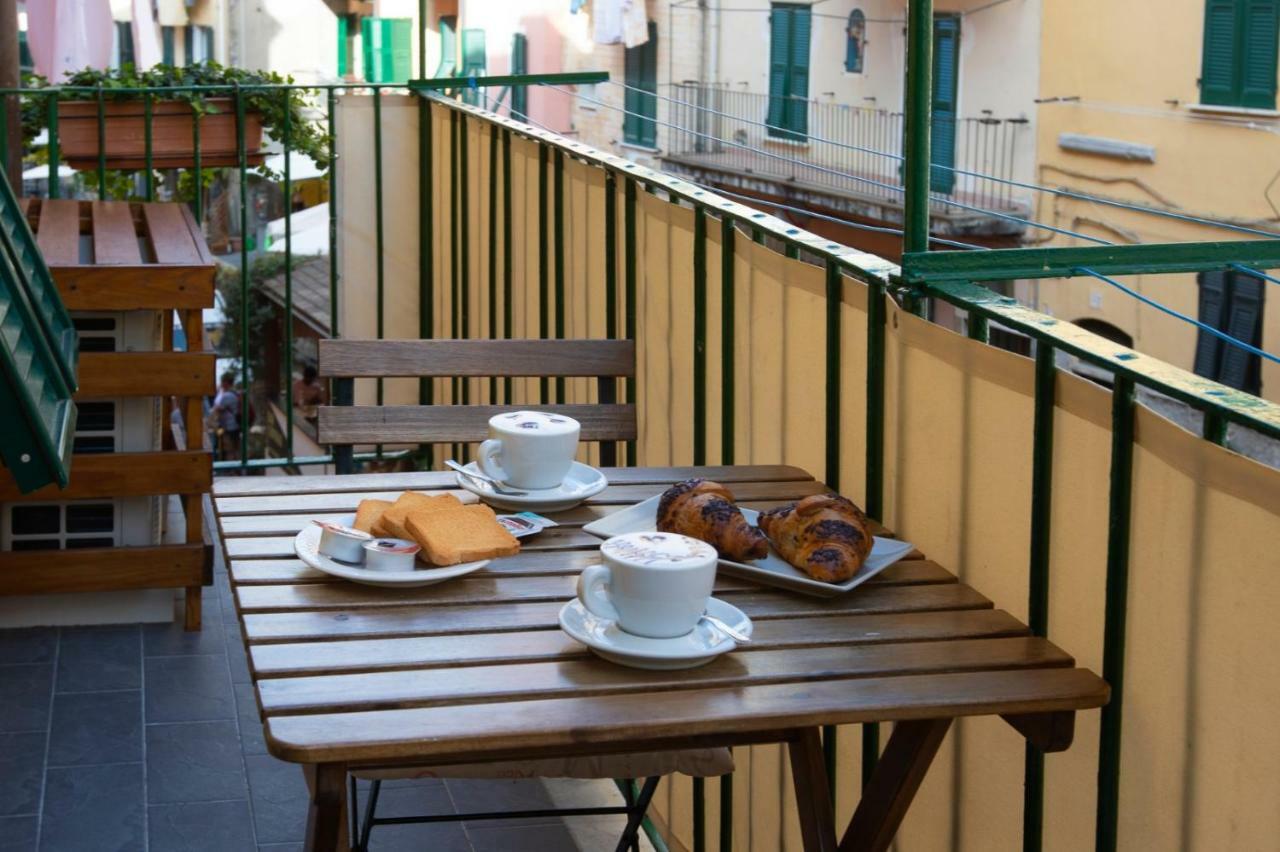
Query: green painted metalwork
[
  {"left": 624, "top": 176, "right": 638, "bottom": 464},
  {"left": 824, "top": 260, "right": 842, "bottom": 487},
  {"left": 927, "top": 280, "right": 1280, "bottom": 440},
  {"left": 902, "top": 0, "right": 933, "bottom": 256},
  {"left": 1096, "top": 375, "right": 1136, "bottom": 852},
  {"left": 283, "top": 90, "right": 295, "bottom": 460},
  {"left": 488, "top": 124, "right": 499, "bottom": 402},
  {"left": 459, "top": 112, "right": 471, "bottom": 413},
  {"left": 692, "top": 776, "right": 705, "bottom": 852},
  {"left": 143, "top": 93, "right": 154, "bottom": 200},
  {"left": 968, "top": 313, "right": 989, "bottom": 342},
  {"left": 45, "top": 94, "right": 58, "bottom": 199},
  {"left": 605, "top": 171, "right": 618, "bottom": 342},
  {"left": 720, "top": 215, "right": 735, "bottom": 465},
  {"left": 0, "top": 98, "right": 7, "bottom": 174},
  {"left": 539, "top": 144, "right": 551, "bottom": 403},
  {"left": 236, "top": 86, "right": 249, "bottom": 463},
  {"left": 693, "top": 205, "right": 707, "bottom": 466},
  {"left": 719, "top": 772, "right": 733, "bottom": 851},
  {"left": 418, "top": 98, "right": 434, "bottom": 413},
  {"left": 418, "top": 0, "right": 428, "bottom": 75},
  {"left": 502, "top": 128, "right": 514, "bottom": 403},
  {"left": 95, "top": 86, "right": 106, "bottom": 198},
  {"left": 327, "top": 88, "right": 338, "bottom": 338},
  {"left": 1203, "top": 410, "right": 1228, "bottom": 445},
  {"left": 553, "top": 149, "right": 566, "bottom": 403},
  {"left": 408, "top": 71, "right": 609, "bottom": 91},
  {"left": 1023, "top": 342, "right": 1057, "bottom": 852},
  {"left": 904, "top": 240, "right": 1280, "bottom": 284}
]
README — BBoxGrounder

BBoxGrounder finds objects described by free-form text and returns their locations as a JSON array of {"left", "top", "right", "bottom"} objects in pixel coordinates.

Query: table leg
[
  {"left": 839, "top": 718, "right": 952, "bottom": 852},
  {"left": 303, "top": 763, "right": 348, "bottom": 852},
  {"left": 788, "top": 728, "right": 839, "bottom": 852}
]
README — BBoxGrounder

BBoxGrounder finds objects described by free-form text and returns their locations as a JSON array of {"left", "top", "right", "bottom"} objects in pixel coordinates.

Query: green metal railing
[{"left": 6, "top": 59, "right": 1280, "bottom": 852}]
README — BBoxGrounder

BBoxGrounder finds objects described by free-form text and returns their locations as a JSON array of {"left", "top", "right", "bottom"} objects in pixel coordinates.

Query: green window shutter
[
  {"left": 511, "top": 33, "right": 529, "bottom": 119},
  {"left": 787, "top": 6, "right": 811, "bottom": 136},
  {"left": 361, "top": 17, "right": 377, "bottom": 81},
  {"left": 1194, "top": 271, "right": 1228, "bottom": 379},
  {"left": 623, "top": 22, "right": 658, "bottom": 146},
  {"left": 388, "top": 19, "right": 413, "bottom": 82},
  {"left": 1218, "top": 272, "right": 1264, "bottom": 392},
  {"left": 767, "top": 6, "right": 793, "bottom": 132},
  {"left": 18, "top": 29, "right": 32, "bottom": 73},
  {"left": 1241, "top": 0, "right": 1279, "bottom": 108},
  {"left": 931, "top": 15, "right": 961, "bottom": 194},
  {"left": 162, "top": 27, "right": 175, "bottom": 65},
  {"left": 461, "top": 29, "right": 487, "bottom": 75},
  {"left": 436, "top": 16, "right": 458, "bottom": 77},
  {"left": 1202, "top": 0, "right": 1242, "bottom": 105},
  {"left": 184, "top": 25, "right": 193, "bottom": 65},
  {"left": 337, "top": 16, "right": 348, "bottom": 77}
]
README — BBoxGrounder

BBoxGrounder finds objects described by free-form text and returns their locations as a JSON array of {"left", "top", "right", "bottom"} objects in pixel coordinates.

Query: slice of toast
[
  {"left": 378, "top": 492, "right": 462, "bottom": 539},
  {"left": 353, "top": 499, "right": 393, "bottom": 534},
  {"left": 406, "top": 504, "right": 521, "bottom": 566}
]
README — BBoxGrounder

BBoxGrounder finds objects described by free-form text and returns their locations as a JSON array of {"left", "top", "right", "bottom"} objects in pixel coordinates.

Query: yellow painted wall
[
  {"left": 1029, "top": 0, "right": 1280, "bottom": 401},
  {"left": 338, "top": 94, "right": 1280, "bottom": 851}
]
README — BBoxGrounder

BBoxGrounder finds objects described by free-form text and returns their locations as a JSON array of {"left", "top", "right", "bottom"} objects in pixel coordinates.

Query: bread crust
[
  {"left": 655, "top": 478, "right": 768, "bottom": 561},
  {"left": 758, "top": 494, "right": 873, "bottom": 583}
]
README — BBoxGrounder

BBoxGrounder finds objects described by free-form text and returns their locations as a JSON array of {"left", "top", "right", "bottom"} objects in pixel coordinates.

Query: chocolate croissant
[
  {"left": 656, "top": 479, "right": 768, "bottom": 562},
  {"left": 758, "top": 494, "right": 873, "bottom": 583}
]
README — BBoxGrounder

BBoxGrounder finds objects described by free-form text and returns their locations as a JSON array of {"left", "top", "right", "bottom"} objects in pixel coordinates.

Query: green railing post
[
  {"left": 719, "top": 771, "right": 734, "bottom": 852},
  {"left": 235, "top": 84, "right": 249, "bottom": 465},
  {"left": 374, "top": 87, "right": 386, "bottom": 421},
  {"left": 538, "top": 144, "right": 550, "bottom": 403},
  {"left": 553, "top": 148, "right": 565, "bottom": 403},
  {"left": 720, "top": 214, "right": 736, "bottom": 465},
  {"left": 327, "top": 87, "right": 339, "bottom": 338},
  {"left": 968, "top": 312, "right": 989, "bottom": 342},
  {"left": 487, "top": 124, "right": 498, "bottom": 402},
  {"left": 624, "top": 176, "right": 638, "bottom": 465},
  {"left": 1096, "top": 374, "right": 1136, "bottom": 852},
  {"left": 902, "top": 0, "right": 933, "bottom": 316},
  {"left": 1202, "top": 409, "right": 1227, "bottom": 445},
  {"left": 283, "top": 89, "right": 295, "bottom": 462},
  {"left": 1023, "top": 340, "right": 1057, "bottom": 852},
  {"left": 824, "top": 256, "right": 843, "bottom": 807},
  {"left": 693, "top": 205, "right": 707, "bottom": 466},
  {"left": 45, "top": 93, "right": 59, "bottom": 199},
  {"left": 458, "top": 109, "right": 470, "bottom": 414},
  {"left": 501, "top": 128, "right": 514, "bottom": 403},
  {"left": 0, "top": 95, "right": 8, "bottom": 177},
  {"left": 692, "top": 776, "right": 706, "bottom": 852}
]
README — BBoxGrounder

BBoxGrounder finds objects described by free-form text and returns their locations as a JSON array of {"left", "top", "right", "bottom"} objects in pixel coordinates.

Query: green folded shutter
[
  {"left": 623, "top": 22, "right": 658, "bottom": 147},
  {"left": 436, "top": 16, "right": 458, "bottom": 77},
  {"left": 931, "top": 15, "right": 961, "bottom": 194},
  {"left": 460, "top": 28, "right": 487, "bottom": 104},
  {"left": 511, "top": 33, "right": 529, "bottom": 120},
  {"left": 1194, "top": 271, "right": 1228, "bottom": 377},
  {"left": 767, "top": 4, "right": 810, "bottom": 140},
  {"left": 337, "top": 16, "right": 348, "bottom": 77},
  {"left": 1201, "top": 0, "right": 1279, "bottom": 109},
  {"left": 1218, "top": 272, "right": 1264, "bottom": 392},
  {"left": 162, "top": 27, "right": 175, "bottom": 65},
  {"left": 1241, "top": 0, "right": 1279, "bottom": 108},
  {"left": 363, "top": 18, "right": 413, "bottom": 84}
]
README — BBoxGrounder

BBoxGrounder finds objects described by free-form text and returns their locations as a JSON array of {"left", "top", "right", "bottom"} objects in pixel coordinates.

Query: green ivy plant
[{"left": 21, "top": 62, "right": 331, "bottom": 176}]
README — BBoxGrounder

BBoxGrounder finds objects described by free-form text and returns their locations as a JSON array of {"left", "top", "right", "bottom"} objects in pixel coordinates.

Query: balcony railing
[
  {"left": 665, "top": 81, "right": 1031, "bottom": 219},
  {"left": 4, "top": 80, "right": 1280, "bottom": 852}
]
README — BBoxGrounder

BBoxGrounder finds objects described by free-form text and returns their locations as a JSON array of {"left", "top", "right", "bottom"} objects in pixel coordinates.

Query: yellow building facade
[{"left": 1024, "top": 0, "right": 1280, "bottom": 402}]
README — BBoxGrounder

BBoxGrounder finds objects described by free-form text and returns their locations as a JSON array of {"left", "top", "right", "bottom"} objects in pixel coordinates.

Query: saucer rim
[{"left": 558, "top": 596, "right": 750, "bottom": 662}]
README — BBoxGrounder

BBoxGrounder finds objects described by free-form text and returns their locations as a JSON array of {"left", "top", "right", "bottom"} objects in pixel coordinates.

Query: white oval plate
[
  {"left": 454, "top": 460, "right": 608, "bottom": 512},
  {"left": 293, "top": 514, "right": 489, "bottom": 588},
  {"left": 558, "top": 596, "right": 752, "bottom": 670}
]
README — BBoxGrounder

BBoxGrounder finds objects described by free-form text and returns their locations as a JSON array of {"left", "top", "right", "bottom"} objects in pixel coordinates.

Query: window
[
  {"left": 623, "top": 22, "right": 659, "bottom": 147},
  {"left": 362, "top": 18, "right": 413, "bottom": 83},
  {"left": 6, "top": 502, "right": 118, "bottom": 551},
  {"left": 74, "top": 316, "right": 118, "bottom": 353},
  {"left": 162, "top": 26, "right": 176, "bottom": 65},
  {"left": 185, "top": 25, "right": 214, "bottom": 64},
  {"left": 930, "top": 15, "right": 961, "bottom": 193},
  {"left": 845, "top": 10, "right": 866, "bottom": 73},
  {"left": 767, "top": 3, "right": 811, "bottom": 140},
  {"left": 112, "top": 22, "right": 135, "bottom": 70},
  {"left": 1194, "top": 270, "right": 1265, "bottom": 394},
  {"left": 511, "top": 33, "right": 529, "bottom": 121},
  {"left": 72, "top": 401, "right": 118, "bottom": 454},
  {"left": 1201, "top": 0, "right": 1279, "bottom": 109}
]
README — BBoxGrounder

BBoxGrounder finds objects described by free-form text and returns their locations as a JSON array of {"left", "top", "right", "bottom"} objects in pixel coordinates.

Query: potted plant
[{"left": 35, "top": 63, "right": 329, "bottom": 172}]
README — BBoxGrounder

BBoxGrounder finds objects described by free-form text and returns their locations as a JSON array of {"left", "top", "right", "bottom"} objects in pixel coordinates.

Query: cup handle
[
  {"left": 576, "top": 564, "right": 619, "bottom": 622},
  {"left": 476, "top": 439, "right": 508, "bottom": 483}
]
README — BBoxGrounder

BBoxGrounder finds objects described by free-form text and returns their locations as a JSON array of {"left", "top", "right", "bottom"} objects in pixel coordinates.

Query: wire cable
[
  {"left": 606, "top": 80, "right": 1280, "bottom": 241},
  {"left": 1076, "top": 267, "right": 1279, "bottom": 366},
  {"left": 546, "top": 83, "right": 1114, "bottom": 245},
  {"left": 1229, "top": 263, "right": 1280, "bottom": 288}
]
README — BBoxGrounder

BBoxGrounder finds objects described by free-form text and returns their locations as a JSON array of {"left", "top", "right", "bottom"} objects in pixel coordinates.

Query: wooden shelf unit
[{"left": 0, "top": 199, "right": 216, "bottom": 630}]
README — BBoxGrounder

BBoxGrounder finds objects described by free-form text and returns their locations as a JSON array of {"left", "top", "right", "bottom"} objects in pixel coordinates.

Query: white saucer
[
  {"left": 454, "top": 461, "right": 608, "bottom": 512},
  {"left": 294, "top": 514, "right": 489, "bottom": 588},
  {"left": 558, "top": 596, "right": 752, "bottom": 670}
]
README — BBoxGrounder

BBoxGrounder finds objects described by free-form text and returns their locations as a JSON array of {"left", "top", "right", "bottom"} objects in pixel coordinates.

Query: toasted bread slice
[
  {"left": 406, "top": 504, "right": 520, "bottom": 566},
  {"left": 378, "top": 492, "right": 463, "bottom": 539},
  {"left": 353, "top": 499, "right": 393, "bottom": 534}
]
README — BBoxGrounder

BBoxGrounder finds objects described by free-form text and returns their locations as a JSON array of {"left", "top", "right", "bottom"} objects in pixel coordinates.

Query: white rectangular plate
[{"left": 583, "top": 495, "right": 916, "bottom": 598}]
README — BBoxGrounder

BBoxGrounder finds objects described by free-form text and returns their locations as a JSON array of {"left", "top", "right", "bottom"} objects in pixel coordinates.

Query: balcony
[{"left": 0, "top": 75, "right": 1278, "bottom": 852}]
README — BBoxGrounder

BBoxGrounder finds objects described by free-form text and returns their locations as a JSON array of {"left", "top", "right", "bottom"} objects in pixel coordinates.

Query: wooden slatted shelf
[{"left": 0, "top": 199, "right": 216, "bottom": 629}]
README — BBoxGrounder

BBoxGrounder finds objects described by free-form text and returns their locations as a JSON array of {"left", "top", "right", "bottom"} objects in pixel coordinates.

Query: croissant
[
  {"left": 757, "top": 494, "right": 873, "bottom": 583},
  {"left": 656, "top": 479, "right": 769, "bottom": 562}
]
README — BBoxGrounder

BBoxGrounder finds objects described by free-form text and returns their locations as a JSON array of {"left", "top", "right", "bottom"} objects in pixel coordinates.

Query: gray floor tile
[
  {"left": 357, "top": 785, "right": 471, "bottom": 852},
  {"left": 147, "top": 800, "right": 256, "bottom": 851},
  {"left": 466, "top": 821, "right": 579, "bottom": 852},
  {"left": 143, "top": 613, "right": 226, "bottom": 657},
  {"left": 47, "top": 691, "right": 141, "bottom": 767},
  {"left": 234, "top": 682, "right": 267, "bottom": 755},
  {"left": 57, "top": 626, "right": 140, "bottom": 692},
  {"left": 447, "top": 777, "right": 561, "bottom": 827},
  {"left": 256, "top": 844, "right": 303, "bottom": 852},
  {"left": 244, "top": 754, "right": 309, "bottom": 845},
  {"left": 0, "top": 733, "right": 46, "bottom": 817},
  {"left": 0, "top": 815, "right": 38, "bottom": 851},
  {"left": 0, "top": 628, "right": 57, "bottom": 665},
  {"left": 226, "top": 637, "right": 252, "bottom": 684},
  {"left": 144, "top": 655, "right": 235, "bottom": 723},
  {"left": 40, "top": 762, "right": 144, "bottom": 852},
  {"left": 0, "top": 665, "right": 53, "bottom": 733},
  {"left": 146, "top": 721, "right": 247, "bottom": 804}
]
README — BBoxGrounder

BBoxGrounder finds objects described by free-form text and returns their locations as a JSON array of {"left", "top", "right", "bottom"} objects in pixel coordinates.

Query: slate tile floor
[{"left": 0, "top": 537, "right": 652, "bottom": 851}]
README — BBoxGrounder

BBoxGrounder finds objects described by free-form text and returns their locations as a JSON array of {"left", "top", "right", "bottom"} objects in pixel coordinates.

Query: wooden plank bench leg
[
  {"left": 839, "top": 718, "right": 952, "bottom": 852},
  {"left": 1002, "top": 710, "right": 1076, "bottom": 752},
  {"left": 789, "top": 727, "right": 839, "bottom": 852},
  {"left": 303, "top": 762, "right": 348, "bottom": 852}
]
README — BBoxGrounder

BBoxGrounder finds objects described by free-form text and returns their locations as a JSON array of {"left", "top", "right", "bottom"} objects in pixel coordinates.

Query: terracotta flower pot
[{"left": 57, "top": 97, "right": 266, "bottom": 170}]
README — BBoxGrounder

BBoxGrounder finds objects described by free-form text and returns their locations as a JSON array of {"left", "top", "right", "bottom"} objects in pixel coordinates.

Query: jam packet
[{"left": 496, "top": 512, "right": 558, "bottom": 538}]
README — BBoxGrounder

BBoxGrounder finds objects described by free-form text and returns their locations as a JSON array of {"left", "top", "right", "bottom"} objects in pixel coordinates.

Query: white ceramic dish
[
  {"left": 558, "top": 596, "right": 752, "bottom": 670},
  {"left": 294, "top": 514, "right": 489, "bottom": 588},
  {"left": 582, "top": 495, "right": 916, "bottom": 598},
  {"left": 453, "top": 460, "right": 608, "bottom": 512}
]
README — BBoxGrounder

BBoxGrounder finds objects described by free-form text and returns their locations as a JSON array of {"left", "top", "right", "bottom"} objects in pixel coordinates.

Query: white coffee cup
[
  {"left": 577, "top": 532, "right": 718, "bottom": 638},
  {"left": 476, "top": 411, "right": 580, "bottom": 490}
]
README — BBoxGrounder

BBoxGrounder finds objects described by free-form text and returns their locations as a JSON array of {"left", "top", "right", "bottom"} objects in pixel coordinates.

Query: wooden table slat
[
  {"left": 264, "top": 668, "right": 1110, "bottom": 765},
  {"left": 141, "top": 203, "right": 205, "bottom": 263},
  {"left": 90, "top": 200, "right": 143, "bottom": 264},
  {"left": 34, "top": 199, "right": 81, "bottom": 264},
  {"left": 248, "top": 609, "right": 1028, "bottom": 677}
]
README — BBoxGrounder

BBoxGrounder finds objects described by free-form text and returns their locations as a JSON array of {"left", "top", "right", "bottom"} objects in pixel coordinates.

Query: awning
[
  {"left": 264, "top": 152, "right": 327, "bottom": 182},
  {"left": 266, "top": 202, "right": 330, "bottom": 256},
  {"left": 22, "top": 164, "right": 77, "bottom": 180}
]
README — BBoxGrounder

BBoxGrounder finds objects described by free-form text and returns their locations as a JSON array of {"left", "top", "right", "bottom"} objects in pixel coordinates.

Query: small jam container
[
  {"left": 363, "top": 538, "right": 421, "bottom": 572},
  {"left": 314, "top": 521, "right": 372, "bottom": 565}
]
